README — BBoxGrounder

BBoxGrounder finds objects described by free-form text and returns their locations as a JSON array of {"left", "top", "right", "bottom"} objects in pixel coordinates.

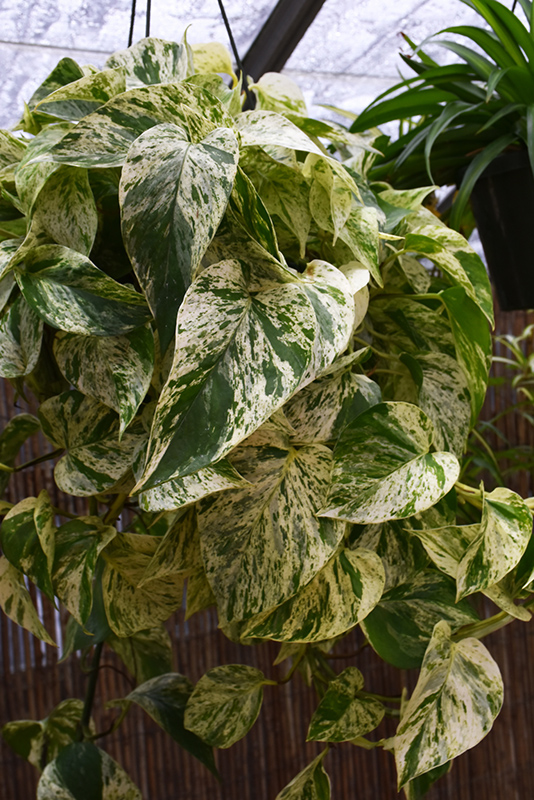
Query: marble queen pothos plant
[{"left": 0, "top": 33, "right": 532, "bottom": 800}]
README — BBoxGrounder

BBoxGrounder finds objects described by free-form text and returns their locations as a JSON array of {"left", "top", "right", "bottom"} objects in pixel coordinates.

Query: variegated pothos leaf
[
  {"left": 199, "top": 441, "right": 345, "bottom": 623},
  {"left": 394, "top": 621, "right": 503, "bottom": 787},
  {"left": 0, "top": 555, "right": 55, "bottom": 645},
  {"left": 321, "top": 402, "right": 460, "bottom": 524},
  {"left": 184, "top": 664, "right": 269, "bottom": 748},
  {"left": 120, "top": 123, "right": 239, "bottom": 353},
  {"left": 136, "top": 258, "right": 355, "bottom": 488},
  {"left": 0, "top": 295, "right": 43, "bottom": 378},
  {"left": 53, "top": 327, "right": 154, "bottom": 436}
]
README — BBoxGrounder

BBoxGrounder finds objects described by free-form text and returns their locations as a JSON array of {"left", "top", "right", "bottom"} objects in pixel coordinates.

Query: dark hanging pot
[{"left": 469, "top": 148, "right": 534, "bottom": 311}]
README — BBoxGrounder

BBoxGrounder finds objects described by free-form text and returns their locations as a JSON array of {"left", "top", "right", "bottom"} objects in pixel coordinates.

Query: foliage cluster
[
  {"left": 0, "top": 33, "right": 532, "bottom": 800},
  {"left": 352, "top": 0, "right": 534, "bottom": 229}
]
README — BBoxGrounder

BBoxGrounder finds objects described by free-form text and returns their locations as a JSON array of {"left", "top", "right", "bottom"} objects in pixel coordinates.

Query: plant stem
[
  {"left": 453, "top": 596, "right": 534, "bottom": 642},
  {"left": 77, "top": 642, "right": 104, "bottom": 741},
  {"left": 14, "top": 448, "right": 64, "bottom": 472},
  {"left": 278, "top": 649, "right": 306, "bottom": 684},
  {"left": 103, "top": 493, "right": 128, "bottom": 525}
]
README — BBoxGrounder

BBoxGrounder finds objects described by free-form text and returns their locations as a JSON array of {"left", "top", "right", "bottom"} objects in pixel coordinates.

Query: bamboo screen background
[{"left": 1, "top": 303, "right": 533, "bottom": 800}]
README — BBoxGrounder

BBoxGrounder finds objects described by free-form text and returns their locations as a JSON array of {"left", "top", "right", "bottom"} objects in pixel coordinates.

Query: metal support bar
[{"left": 242, "top": 0, "right": 328, "bottom": 81}]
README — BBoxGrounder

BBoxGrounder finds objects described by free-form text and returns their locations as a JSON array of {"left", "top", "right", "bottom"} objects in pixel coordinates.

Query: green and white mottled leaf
[
  {"left": 108, "top": 625, "right": 173, "bottom": 684},
  {"left": 102, "top": 533, "right": 184, "bottom": 636},
  {"left": 137, "top": 258, "right": 354, "bottom": 488},
  {"left": 2, "top": 719, "right": 45, "bottom": 770},
  {"left": 252, "top": 73, "right": 307, "bottom": 115},
  {"left": 400, "top": 352, "right": 471, "bottom": 457},
  {"left": 199, "top": 442, "right": 345, "bottom": 623},
  {"left": 35, "top": 68, "right": 126, "bottom": 122},
  {"left": 184, "top": 664, "right": 269, "bottom": 748},
  {"left": 25, "top": 59, "right": 85, "bottom": 112},
  {"left": 126, "top": 673, "right": 217, "bottom": 775},
  {"left": 369, "top": 295, "right": 456, "bottom": 359},
  {"left": 15, "top": 123, "right": 73, "bottom": 215},
  {"left": 338, "top": 206, "right": 381, "bottom": 286},
  {"left": 0, "top": 295, "right": 43, "bottom": 378},
  {"left": 52, "top": 517, "right": 116, "bottom": 624},
  {"left": 106, "top": 37, "right": 194, "bottom": 88},
  {"left": 376, "top": 186, "right": 436, "bottom": 212},
  {"left": 39, "top": 391, "right": 145, "bottom": 496},
  {"left": 361, "top": 571, "right": 478, "bottom": 670},
  {"left": 0, "top": 130, "right": 27, "bottom": 169},
  {"left": 0, "top": 555, "right": 55, "bottom": 644},
  {"left": 351, "top": 520, "right": 429, "bottom": 592},
  {"left": 120, "top": 123, "right": 239, "bottom": 353},
  {"left": 138, "top": 507, "right": 200, "bottom": 585},
  {"left": 307, "top": 667, "right": 385, "bottom": 742},
  {"left": 308, "top": 156, "right": 353, "bottom": 245},
  {"left": 242, "top": 547, "right": 384, "bottom": 642},
  {"left": 30, "top": 166, "right": 98, "bottom": 256},
  {"left": 0, "top": 413, "right": 40, "bottom": 495},
  {"left": 440, "top": 287, "right": 491, "bottom": 423},
  {"left": 185, "top": 566, "right": 216, "bottom": 619},
  {"left": 37, "top": 742, "right": 141, "bottom": 799},
  {"left": 275, "top": 750, "right": 330, "bottom": 800},
  {"left": 186, "top": 73, "right": 242, "bottom": 116},
  {"left": 322, "top": 402, "right": 460, "bottom": 524},
  {"left": 0, "top": 238, "right": 20, "bottom": 280},
  {"left": 284, "top": 365, "right": 381, "bottom": 444},
  {"left": 139, "top": 458, "right": 248, "bottom": 512},
  {"left": 1, "top": 492, "right": 56, "bottom": 600},
  {"left": 53, "top": 327, "right": 154, "bottom": 436},
  {"left": 244, "top": 149, "right": 311, "bottom": 258},
  {"left": 16, "top": 245, "right": 150, "bottom": 336},
  {"left": 406, "top": 211, "right": 493, "bottom": 324},
  {"left": 236, "top": 110, "right": 322, "bottom": 155},
  {"left": 397, "top": 254, "right": 431, "bottom": 294},
  {"left": 456, "top": 487, "right": 533, "bottom": 600},
  {"left": 2, "top": 699, "right": 86, "bottom": 772},
  {"left": 37, "top": 83, "right": 233, "bottom": 169},
  {"left": 191, "top": 41, "right": 236, "bottom": 82},
  {"left": 394, "top": 621, "right": 503, "bottom": 787}
]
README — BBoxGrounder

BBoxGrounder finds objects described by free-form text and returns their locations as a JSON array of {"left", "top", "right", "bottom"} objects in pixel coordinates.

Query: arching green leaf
[
  {"left": 394, "top": 621, "right": 503, "bottom": 787},
  {"left": 120, "top": 123, "right": 239, "bottom": 353},
  {"left": 184, "top": 664, "right": 269, "bottom": 748},
  {"left": 53, "top": 327, "right": 154, "bottom": 436},
  {"left": 37, "top": 742, "right": 141, "bottom": 799},
  {"left": 321, "top": 402, "right": 460, "bottom": 524},
  {"left": 242, "top": 548, "right": 385, "bottom": 642},
  {"left": 38, "top": 391, "right": 145, "bottom": 496},
  {"left": 0, "top": 556, "right": 55, "bottom": 645},
  {"left": 15, "top": 245, "right": 150, "bottom": 336},
  {"left": 137, "top": 258, "right": 354, "bottom": 489},
  {"left": 307, "top": 667, "right": 385, "bottom": 742},
  {"left": 0, "top": 295, "right": 43, "bottom": 378},
  {"left": 199, "top": 442, "right": 345, "bottom": 623},
  {"left": 361, "top": 571, "right": 478, "bottom": 670},
  {"left": 52, "top": 517, "right": 115, "bottom": 625},
  {"left": 126, "top": 673, "right": 218, "bottom": 776},
  {"left": 106, "top": 37, "right": 194, "bottom": 88}
]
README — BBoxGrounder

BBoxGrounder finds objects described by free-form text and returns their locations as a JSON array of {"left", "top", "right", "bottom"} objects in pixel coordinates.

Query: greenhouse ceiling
[{"left": 0, "top": 0, "right": 488, "bottom": 129}]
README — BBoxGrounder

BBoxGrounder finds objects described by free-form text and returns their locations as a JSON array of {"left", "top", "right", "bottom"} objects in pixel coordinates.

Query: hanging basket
[{"left": 470, "top": 149, "right": 534, "bottom": 312}]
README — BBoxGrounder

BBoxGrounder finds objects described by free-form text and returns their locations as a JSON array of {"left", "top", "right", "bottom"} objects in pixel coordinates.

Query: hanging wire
[
  {"left": 216, "top": 0, "right": 255, "bottom": 108},
  {"left": 128, "top": 0, "right": 137, "bottom": 46},
  {"left": 512, "top": 0, "right": 518, "bottom": 11},
  {"left": 146, "top": 0, "right": 152, "bottom": 37}
]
